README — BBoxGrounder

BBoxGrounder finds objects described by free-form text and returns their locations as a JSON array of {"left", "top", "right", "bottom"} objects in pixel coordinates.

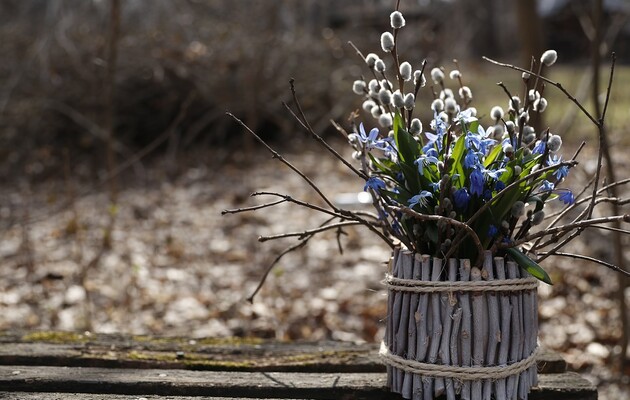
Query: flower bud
[
  {"left": 533, "top": 97, "right": 548, "bottom": 112},
  {"left": 410, "top": 118, "right": 422, "bottom": 135},
  {"left": 505, "top": 120, "right": 516, "bottom": 134},
  {"left": 528, "top": 89, "right": 540, "bottom": 102},
  {"left": 368, "top": 79, "right": 379, "bottom": 94},
  {"left": 380, "top": 79, "right": 393, "bottom": 91},
  {"left": 378, "top": 88, "right": 392, "bottom": 105},
  {"left": 440, "top": 88, "right": 454, "bottom": 99},
  {"left": 522, "top": 72, "right": 531, "bottom": 81},
  {"left": 374, "top": 59, "right": 386, "bottom": 72},
  {"left": 403, "top": 93, "right": 415, "bottom": 110},
  {"left": 547, "top": 134, "right": 562, "bottom": 152},
  {"left": 541, "top": 50, "right": 558, "bottom": 67},
  {"left": 511, "top": 201, "right": 525, "bottom": 217},
  {"left": 509, "top": 96, "right": 521, "bottom": 111},
  {"left": 491, "top": 106, "right": 504, "bottom": 121},
  {"left": 381, "top": 32, "right": 395, "bottom": 52},
  {"left": 414, "top": 70, "right": 426, "bottom": 87},
  {"left": 430, "top": 67, "right": 444, "bottom": 84},
  {"left": 449, "top": 70, "right": 461, "bottom": 80},
  {"left": 392, "top": 90, "right": 404, "bottom": 108},
  {"left": 371, "top": 105, "right": 382, "bottom": 118},
  {"left": 352, "top": 80, "right": 366, "bottom": 95},
  {"left": 531, "top": 210, "right": 545, "bottom": 225},
  {"left": 444, "top": 97, "right": 458, "bottom": 114},
  {"left": 390, "top": 11, "right": 406, "bottom": 29},
  {"left": 378, "top": 113, "right": 393, "bottom": 128},
  {"left": 399, "top": 61, "right": 412, "bottom": 81},
  {"left": 431, "top": 98, "right": 444, "bottom": 113},
  {"left": 514, "top": 165, "right": 522, "bottom": 175},
  {"left": 459, "top": 86, "right": 472, "bottom": 100},
  {"left": 467, "top": 107, "right": 477, "bottom": 117},
  {"left": 362, "top": 99, "right": 376, "bottom": 112},
  {"left": 365, "top": 53, "right": 379, "bottom": 68}
]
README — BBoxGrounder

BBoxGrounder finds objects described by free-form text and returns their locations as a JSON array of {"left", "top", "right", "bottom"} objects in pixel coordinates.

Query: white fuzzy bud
[
  {"left": 431, "top": 98, "right": 444, "bottom": 113},
  {"left": 392, "top": 90, "right": 404, "bottom": 108},
  {"left": 370, "top": 105, "right": 382, "bottom": 118},
  {"left": 528, "top": 89, "right": 540, "bottom": 102},
  {"left": 449, "top": 70, "right": 461, "bottom": 80},
  {"left": 374, "top": 59, "right": 386, "bottom": 72},
  {"left": 403, "top": 93, "right": 415, "bottom": 110},
  {"left": 531, "top": 210, "right": 545, "bottom": 225},
  {"left": 541, "top": 50, "right": 558, "bottom": 66},
  {"left": 378, "top": 113, "right": 393, "bottom": 128},
  {"left": 459, "top": 86, "right": 472, "bottom": 100},
  {"left": 490, "top": 106, "right": 504, "bottom": 121},
  {"left": 390, "top": 11, "right": 406, "bottom": 29},
  {"left": 352, "top": 80, "right": 366, "bottom": 95},
  {"left": 430, "top": 67, "right": 444, "bottom": 84},
  {"left": 519, "top": 111, "right": 530, "bottom": 123},
  {"left": 505, "top": 120, "right": 515, "bottom": 134},
  {"left": 413, "top": 70, "right": 426, "bottom": 87},
  {"left": 380, "top": 79, "right": 393, "bottom": 91},
  {"left": 362, "top": 99, "right": 376, "bottom": 112},
  {"left": 509, "top": 96, "right": 521, "bottom": 111},
  {"left": 547, "top": 134, "right": 562, "bottom": 152},
  {"left": 503, "top": 143, "right": 514, "bottom": 154},
  {"left": 511, "top": 201, "right": 525, "bottom": 217},
  {"left": 467, "top": 107, "right": 477, "bottom": 117},
  {"left": 514, "top": 165, "right": 522, "bottom": 175},
  {"left": 365, "top": 53, "right": 379, "bottom": 68},
  {"left": 533, "top": 97, "right": 548, "bottom": 112},
  {"left": 380, "top": 32, "right": 395, "bottom": 52},
  {"left": 493, "top": 123, "right": 505, "bottom": 137},
  {"left": 444, "top": 97, "right": 458, "bottom": 114},
  {"left": 522, "top": 72, "right": 531, "bottom": 81},
  {"left": 440, "top": 88, "right": 454, "bottom": 100},
  {"left": 378, "top": 88, "right": 392, "bottom": 105},
  {"left": 368, "top": 79, "right": 379, "bottom": 93},
  {"left": 399, "top": 61, "right": 412, "bottom": 81},
  {"left": 410, "top": 118, "right": 422, "bottom": 135}
]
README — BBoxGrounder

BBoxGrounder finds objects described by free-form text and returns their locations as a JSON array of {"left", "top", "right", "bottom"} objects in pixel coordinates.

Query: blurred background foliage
[{"left": 1, "top": 0, "right": 629, "bottom": 183}]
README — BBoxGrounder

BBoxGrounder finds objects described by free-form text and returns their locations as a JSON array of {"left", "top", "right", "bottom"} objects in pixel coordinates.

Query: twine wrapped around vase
[{"left": 382, "top": 247, "right": 539, "bottom": 400}]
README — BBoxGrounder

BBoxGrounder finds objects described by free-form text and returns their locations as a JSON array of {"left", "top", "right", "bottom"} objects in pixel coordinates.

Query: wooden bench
[{"left": 0, "top": 331, "right": 597, "bottom": 399}]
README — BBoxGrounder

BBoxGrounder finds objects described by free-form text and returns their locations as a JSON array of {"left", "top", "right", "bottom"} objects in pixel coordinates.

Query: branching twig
[
  {"left": 222, "top": 199, "right": 287, "bottom": 215},
  {"left": 258, "top": 221, "right": 362, "bottom": 242},
  {"left": 536, "top": 252, "right": 630, "bottom": 278}
]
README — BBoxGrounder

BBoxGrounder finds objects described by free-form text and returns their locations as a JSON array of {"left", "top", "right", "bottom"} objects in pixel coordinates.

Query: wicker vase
[{"left": 381, "top": 247, "right": 539, "bottom": 400}]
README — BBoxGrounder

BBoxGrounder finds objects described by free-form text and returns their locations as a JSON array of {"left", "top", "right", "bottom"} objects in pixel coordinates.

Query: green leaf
[
  {"left": 505, "top": 247, "right": 552, "bottom": 285},
  {"left": 449, "top": 135, "right": 466, "bottom": 188},
  {"left": 393, "top": 112, "right": 420, "bottom": 164},
  {"left": 483, "top": 144, "right": 503, "bottom": 169}
]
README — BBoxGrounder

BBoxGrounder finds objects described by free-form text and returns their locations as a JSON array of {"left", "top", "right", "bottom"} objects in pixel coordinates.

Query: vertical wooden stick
[
  {"left": 495, "top": 257, "right": 511, "bottom": 400},
  {"left": 459, "top": 259, "right": 472, "bottom": 400},
  {"left": 442, "top": 259, "right": 458, "bottom": 400},
  {"left": 386, "top": 247, "right": 400, "bottom": 389},
  {"left": 471, "top": 266, "right": 485, "bottom": 399},
  {"left": 507, "top": 261, "right": 521, "bottom": 400},
  {"left": 450, "top": 307, "right": 463, "bottom": 396},
  {"left": 415, "top": 255, "right": 432, "bottom": 398},
  {"left": 398, "top": 251, "right": 414, "bottom": 399},
  {"left": 392, "top": 249, "right": 405, "bottom": 393},
  {"left": 408, "top": 254, "right": 423, "bottom": 399},
  {"left": 483, "top": 252, "right": 500, "bottom": 400},
  {"left": 429, "top": 258, "right": 445, "bottom": 397}
]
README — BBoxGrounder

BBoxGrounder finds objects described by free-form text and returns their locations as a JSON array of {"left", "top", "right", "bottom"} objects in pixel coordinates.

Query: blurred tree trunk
[{"left": 515, "top": 0, "right": 543, "bottom": 133}]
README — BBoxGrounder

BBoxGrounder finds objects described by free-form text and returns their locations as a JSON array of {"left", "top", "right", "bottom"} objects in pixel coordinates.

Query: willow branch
[
  {"left": 227, "top": 113, "right": 338, "bottom": 210},
  {"left": 536, "top": 251, "right": 630, "bottom": 278},
  {"left": 258, "top": 221, "right": 362, "bottom": 242},
  {"left": 221, "top": 199, "right": 287, "bottom": 215}
]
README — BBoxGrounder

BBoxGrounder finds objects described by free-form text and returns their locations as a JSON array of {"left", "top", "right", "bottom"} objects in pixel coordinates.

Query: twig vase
[{"left": 381, "top": 247, "right": 539, "bottom": 400}]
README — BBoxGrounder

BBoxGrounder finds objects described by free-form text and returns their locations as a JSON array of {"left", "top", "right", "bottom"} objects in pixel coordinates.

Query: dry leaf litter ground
[{"left": 0, "top": 139, "right": 628, "bottom": 399}]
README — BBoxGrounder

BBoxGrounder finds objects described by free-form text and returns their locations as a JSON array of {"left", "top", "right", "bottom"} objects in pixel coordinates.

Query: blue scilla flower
[
  {"left": 483, "top": 189, "right": 493, "bottom": 201},
  {"left": 495, "top": 180, "right": 506, "bottom": 191},
  {"left": 533, "top": 139, "right": 546, "bottom": 155},
  {"left": 558, "top": 189, "right": 575, "bottom": 205},
  {"left": 453, "top": 187, "right": 470, "bottom": 210},
  {"left": 408, "top": 191, "right": 433, "bottom": 208},
  {"left": 364, "top": 177, "right": 386, "bottom": 192},
  {"left": 358, "top": 123, "right": 379, "bottom": 147},
  {"left": 548, "top": 155, "right": 569, "bottom": 180},
  {"left": 488, "top": 224, "right": 499, "bottom": 238},
  {"left": 466, "top": 125, "right": 496, "bottom": 154},
  {"left": 484, "top": 167, "right": 506, "bottom": 181},
  {"left": 470, "top": 167, "right": 485, "bottom": 196},
  {"left": 464, "top": 150, "right": 480, "bottom": 169},
  {"left": 455, "top": 108, "right": 478, "bottom": 125},
  {"left": 422, "top": 131, "right": 442, "bottom": 154},
  {"left": 414, "top": 153, "right": 439, "bottom": 175},
  {"left": 539, "top": 180, "right": 555, "bottom": 192}
]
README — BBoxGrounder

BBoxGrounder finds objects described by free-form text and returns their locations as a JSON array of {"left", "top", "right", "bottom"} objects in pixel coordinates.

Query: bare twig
[
  {"left": 536, "top": 252, "right": 630, "bottom": 278},
  {"left": 258, "top": 221, "right": 362, "bottom": 242},
  {"left": 221, "top": 199, "right": 287, "bottom": 215}
]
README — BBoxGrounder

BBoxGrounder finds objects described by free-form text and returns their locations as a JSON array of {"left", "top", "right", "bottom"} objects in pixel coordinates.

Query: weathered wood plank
[
  {"left": 0, "top": 331, "right": 566, "bottom": 373},
  {"left": 0, "top": 366, "right": 596, "bottom": 400},
  {"left": 0, "top": 395, "right": 294, "bottom": 400}
]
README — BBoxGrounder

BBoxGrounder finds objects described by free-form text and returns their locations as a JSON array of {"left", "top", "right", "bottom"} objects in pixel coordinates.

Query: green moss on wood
[{"left": 22, "top": 331, "right": 89, "bottom": 344}]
